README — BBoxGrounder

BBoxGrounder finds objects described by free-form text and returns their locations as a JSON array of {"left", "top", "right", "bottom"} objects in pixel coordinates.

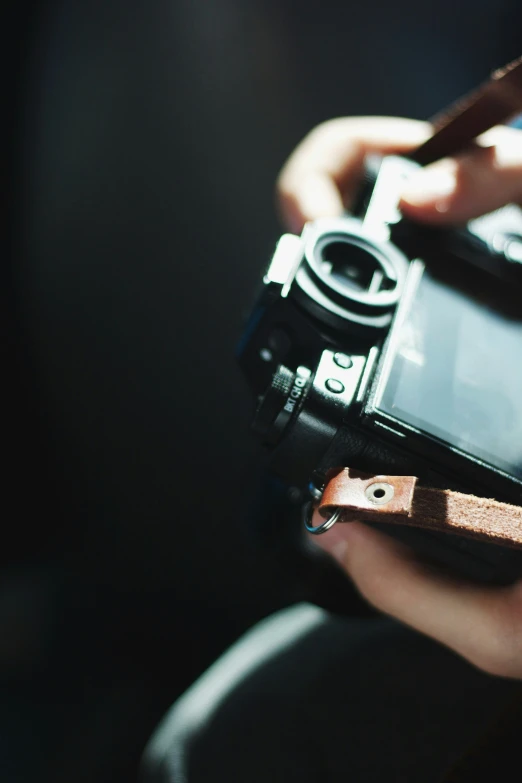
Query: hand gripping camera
[{"left": 237, "top": 152, "right": 522, "bottom": 584}]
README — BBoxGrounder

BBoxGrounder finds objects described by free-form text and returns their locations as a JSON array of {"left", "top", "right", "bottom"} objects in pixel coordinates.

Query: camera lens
[{"left": 318, "top": 239, "right": 395, "bottom": 294}]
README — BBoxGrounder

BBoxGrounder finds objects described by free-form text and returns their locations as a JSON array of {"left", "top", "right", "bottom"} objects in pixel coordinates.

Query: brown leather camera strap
[
  {"left": 411, "top": 55, "right": 522, "bottom": 166},
  {"left": 317, "top": 468, "right": 522, "bottom": 549}
]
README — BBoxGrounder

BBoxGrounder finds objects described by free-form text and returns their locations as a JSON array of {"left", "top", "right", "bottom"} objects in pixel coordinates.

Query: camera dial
[{"left": 252, "top": 365, "right": 311, "bottom": 445}]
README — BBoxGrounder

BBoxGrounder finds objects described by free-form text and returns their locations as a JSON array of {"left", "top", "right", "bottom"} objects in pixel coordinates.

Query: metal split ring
[{"left": 303, "top": 501, "right": 342, "bottom": 535}]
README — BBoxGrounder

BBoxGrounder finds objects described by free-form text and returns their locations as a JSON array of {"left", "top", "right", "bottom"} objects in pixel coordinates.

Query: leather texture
[
  {"left": 412, "top": 55, "right": 522, "bottom": 165},
  {"left": 319, "top": 468, "right": 522, "bottom": 549}
]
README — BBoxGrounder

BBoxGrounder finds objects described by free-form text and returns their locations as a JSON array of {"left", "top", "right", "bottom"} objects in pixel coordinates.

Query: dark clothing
[{"left": 141, "top": 604, "right": 519, "bottom": 782}]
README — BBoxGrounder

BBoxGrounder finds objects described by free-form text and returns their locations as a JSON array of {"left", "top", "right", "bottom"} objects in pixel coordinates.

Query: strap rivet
[{"left": 365, "top": 482, "right": 394, "bottom": 505}]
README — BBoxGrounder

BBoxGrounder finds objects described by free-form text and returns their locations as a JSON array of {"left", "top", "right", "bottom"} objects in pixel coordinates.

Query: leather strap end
[
  {"left": 318, "top": 468, "right": 522, "bottom": 550},
  {"left": 319, "top": 468, "right": 417, "bottom": 519}
]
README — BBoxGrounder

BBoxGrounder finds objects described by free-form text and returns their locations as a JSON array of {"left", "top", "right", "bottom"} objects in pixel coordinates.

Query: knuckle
[
  {"left": 307, "top": 118, "right": 343, "bottom": 143},
  {"left": 349, "top": 565, "right": 398, "bottom": 613},
  {"left": 304, "top": 117, "right": 359, "bottom": 154},
  {"left": 275, "top": 167, "right": 290, "bottom": 198},
  {"left": 275, "top": 165, "right": 301, "bottom": 208},
  {"left": 472, "top": 600, "right": 522, "bottom": 678},
  {"left": 473, "top": 644, "right": 517, "bottom": 678}
]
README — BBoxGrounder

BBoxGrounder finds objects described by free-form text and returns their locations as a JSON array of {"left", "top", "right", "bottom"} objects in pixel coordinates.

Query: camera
[{"left": 238, "top": 154, "right": 522, "bottom": 584}]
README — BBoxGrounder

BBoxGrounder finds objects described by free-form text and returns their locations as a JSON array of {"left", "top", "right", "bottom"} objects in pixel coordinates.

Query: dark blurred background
[{"left": 4, "top": 1, "right": 521, "bottom": 780}]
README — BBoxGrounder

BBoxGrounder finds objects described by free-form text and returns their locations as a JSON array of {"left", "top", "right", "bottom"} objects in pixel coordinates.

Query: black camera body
[{"left": 238, "top": 155, "right": 522, "bottom": 584}]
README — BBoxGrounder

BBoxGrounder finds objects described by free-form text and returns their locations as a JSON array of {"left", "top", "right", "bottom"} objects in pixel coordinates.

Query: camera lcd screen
[{"left": 376, "top": 266, "right": 522, "bottom": 480}]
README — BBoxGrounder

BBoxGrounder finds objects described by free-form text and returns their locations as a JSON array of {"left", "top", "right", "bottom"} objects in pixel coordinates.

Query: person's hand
[
  {"left": 277, "top": 116, "right": 522, "bottom": 230},
  {"left": 276, "top": 116, "right": 522, "bottom": 679}
]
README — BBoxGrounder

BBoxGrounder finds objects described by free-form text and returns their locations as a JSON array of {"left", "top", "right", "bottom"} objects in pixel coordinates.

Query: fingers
[
  {"left": 401, "top": 125, "right": 522, "bottom": 223},
  {"left": 276, "top": 118, "right": 522, "bottom": 233},
  {"left": 276, "top": 117, "right": 430, "bottom": 232},
  {"left": 313, "top": 519, "right": 522, "bottom": 679}
]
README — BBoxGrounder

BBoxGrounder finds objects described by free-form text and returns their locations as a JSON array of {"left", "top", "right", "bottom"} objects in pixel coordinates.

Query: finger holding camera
[
  {"left": 276, "top": 116, "right": 522, "bottom": 230},
  {"left": 311, "top": 516, "right": 522, "bottom": 680},
  {"left": 276, "top": 116, "right": 522, "bottom": 680}
]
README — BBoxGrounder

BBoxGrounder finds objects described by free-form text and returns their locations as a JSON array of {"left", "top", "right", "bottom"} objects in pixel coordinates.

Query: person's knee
[{"left": 141, "top": 603, "right": 330, "bottom": 782}]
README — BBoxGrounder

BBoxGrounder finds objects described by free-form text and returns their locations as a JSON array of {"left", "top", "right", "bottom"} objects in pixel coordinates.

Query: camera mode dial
[{"left": 252, "top": 364, "right": 311, "bottom": 445}]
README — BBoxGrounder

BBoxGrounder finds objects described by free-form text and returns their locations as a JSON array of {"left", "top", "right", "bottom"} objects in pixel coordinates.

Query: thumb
[{"left": 400, "top": 126, "right": 522, "bottom": 224}]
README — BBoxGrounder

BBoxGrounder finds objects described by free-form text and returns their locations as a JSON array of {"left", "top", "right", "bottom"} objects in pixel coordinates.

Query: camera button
[
  {"left": 365, "top": 482, "right": 395, "bottom": 506},
  {"left": 333, "top": 352, "right": 353, "bottom": 369},
  {"left": 325, "top": 378, "right": 345, "bottom": 394}
]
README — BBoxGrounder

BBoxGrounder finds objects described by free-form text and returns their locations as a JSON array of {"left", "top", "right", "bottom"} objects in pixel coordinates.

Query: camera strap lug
[{"left": 310, "top": 468, "right": 522, "bottom": 550}]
